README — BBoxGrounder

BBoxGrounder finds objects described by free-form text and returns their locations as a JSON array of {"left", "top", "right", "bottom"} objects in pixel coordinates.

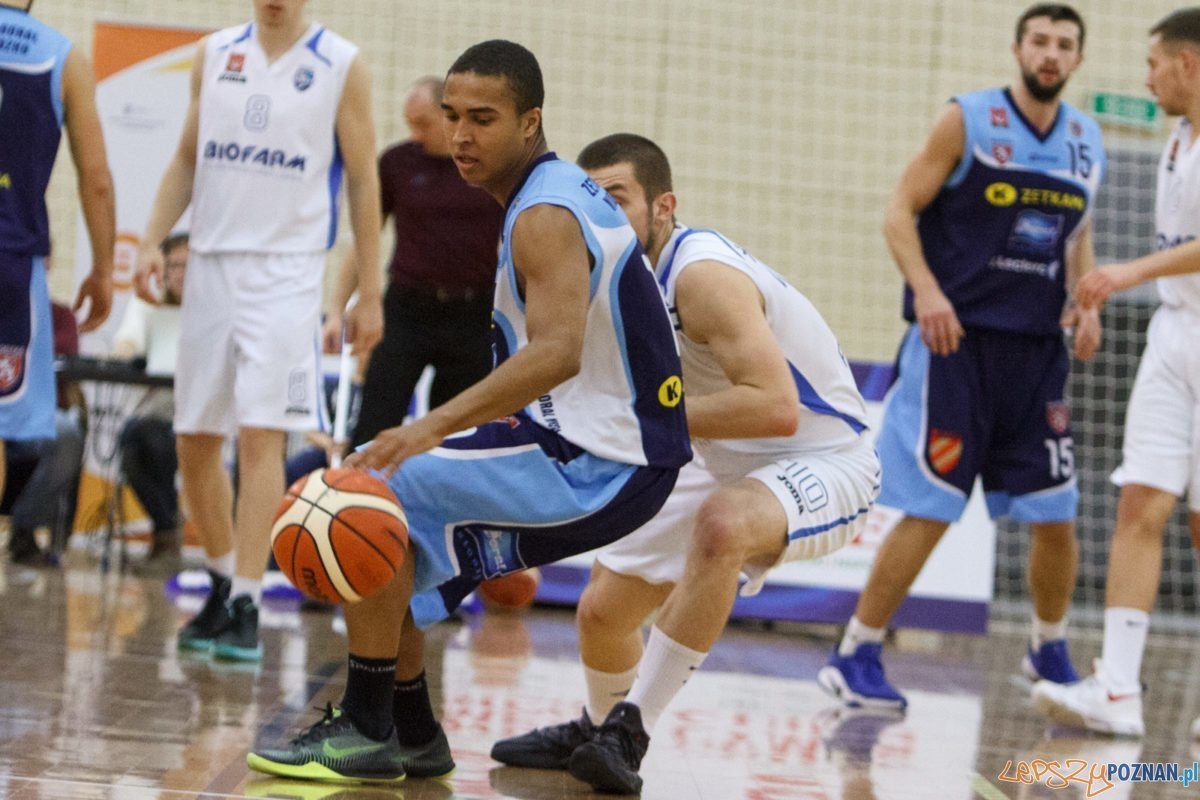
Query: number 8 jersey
[
  {"left": 191, "top": 22, "right": 356, "bottom": 254},
  {"left": 906, "top": 87, "right": 1106, "bottom": 336}
]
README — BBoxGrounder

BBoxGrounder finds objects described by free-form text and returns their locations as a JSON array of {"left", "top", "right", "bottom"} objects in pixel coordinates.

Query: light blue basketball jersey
[{"left": 492, "top": 153, "right": 691, "bottom": 468}]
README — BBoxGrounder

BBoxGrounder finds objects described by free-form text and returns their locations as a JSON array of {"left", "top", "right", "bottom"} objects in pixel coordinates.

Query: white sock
[
  {"left": 584, "top": 664, "right": 638, "bottom": 722},
  {"left": 624, "top": 626, "right": 707, "bottom": 734},
  {"left": 206, "top": 550, "right": 236, "bottom": 579},
  {"left": 230, "top": 576, "right": 262, "bottom": 606},
  {"left": 1031, "top": 613, "right": 1067, "bottom": 647},
  {"left": 839, "top": 615, "right": 885, "bottom": 656},
  {"left": 1100, "top": 607, "right": 1149, "bottom": 693}
]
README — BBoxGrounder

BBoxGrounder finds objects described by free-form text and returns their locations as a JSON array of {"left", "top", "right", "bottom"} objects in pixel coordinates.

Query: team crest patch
[
  {"left": 990, "top": 106, "right": 1009, "bottom": 127},
  {"left": 991, "top": 142, "right": 1013, "bottom": 164},
  {"left": 927, "top": 428, "right": 963, "bottom": 475},
  {"left": 1069, "top": 120, "right": 1082, "bottom": 138},
  {"left": 294, "top": 66, "right": 314, "bottom": 91},
  {"left": 225, "top": 53, "right": 245, "bottom": 73},
  {"left": 0, "top": 346, "right": 25, "bottom": 395},
  {"left": 1046, "top": 401, "right": 1070, "bottom": 435}
]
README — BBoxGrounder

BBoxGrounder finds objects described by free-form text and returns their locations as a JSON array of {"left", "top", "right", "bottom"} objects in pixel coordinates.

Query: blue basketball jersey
[
  {"left": 493, "top": 153, "right": 691, "bottom": 468},
  {"left": 0, "top": 7, "right": 71, "bottom": 256},
  {"left": 906, "top": 88, "right": 1105, "bottom": 335}
]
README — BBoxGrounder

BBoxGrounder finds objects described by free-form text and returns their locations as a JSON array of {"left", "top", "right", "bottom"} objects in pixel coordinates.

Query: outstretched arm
[{"left": 1077, "top": 236, "right": 1200, "bottom": 309}]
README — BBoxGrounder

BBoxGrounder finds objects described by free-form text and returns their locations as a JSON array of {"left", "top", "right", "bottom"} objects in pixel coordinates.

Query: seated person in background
[
  {"left": 6, "top": 302, "right": 86, "bottom": 564},
  {"left": 113, "top": 232, "right": 187, "bottom": 575}
]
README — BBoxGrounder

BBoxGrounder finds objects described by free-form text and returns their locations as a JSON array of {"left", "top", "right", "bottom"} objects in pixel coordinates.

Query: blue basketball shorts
[
  {"left": 0, "top": 253, "right": 55, "bottom": 441},
  {"left": 876, "top": 325, "right": 1078, "bottom": 523},
  {"left": 379, "top": 412, "right": 679, "bottom": 628}
]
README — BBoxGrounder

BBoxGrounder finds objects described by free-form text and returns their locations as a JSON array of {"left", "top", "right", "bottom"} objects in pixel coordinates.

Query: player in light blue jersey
[
  {"left": 0, "top": 0, "right": 114, "bottom": 502},
  {"left": 492, "top": 134, "right": 879, "bottom": 795},
  {"left": 821, "top": 3, "right": 1104, "bottom": 712},
  {"left": 247, "top": 41, "right": 690, "bottom": 786}
]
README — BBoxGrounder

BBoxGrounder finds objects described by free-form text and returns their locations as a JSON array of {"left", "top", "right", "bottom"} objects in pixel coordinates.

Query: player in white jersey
[
  {"left": 1034, "top": 7, "right": 1200, "bottom": 738},
  {"left": 134, "top": 0, "right": 381, "bottom": 662},
  {"left": 491, "top": 134, "right": 880, "bottom": 795}
]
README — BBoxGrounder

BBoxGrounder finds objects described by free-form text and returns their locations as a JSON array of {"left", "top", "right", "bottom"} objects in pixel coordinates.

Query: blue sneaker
[
  {"left": 816, "top": 643, "right": 907, "bottom": 710},
  {"left": 1022, "top": 639, "right": 1079, "bottom": 684}
]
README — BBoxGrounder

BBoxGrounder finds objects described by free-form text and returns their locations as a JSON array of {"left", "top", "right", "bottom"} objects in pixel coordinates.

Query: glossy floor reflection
[{"left": 2, "top": 553, "right": 1200, "bottom": 799}]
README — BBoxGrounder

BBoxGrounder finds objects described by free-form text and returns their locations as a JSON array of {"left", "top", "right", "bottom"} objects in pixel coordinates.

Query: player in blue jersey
[
  {"left": 819, "top": 3, "right": 1105, "bottom": 711},
  {"left": 0, "top": 0, "right": 114, "bottom": 503},
  {"left": 246, "top": 41, "right": 690, "bottom": 785}
]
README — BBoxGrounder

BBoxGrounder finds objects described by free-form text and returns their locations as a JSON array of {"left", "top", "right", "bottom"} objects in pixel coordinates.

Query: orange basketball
[
  {"left": 478, "top": 568, "right": 541, "bottom": 611},
  {"left": 271, "top": 468, "right": 409, "bottom": 604}
]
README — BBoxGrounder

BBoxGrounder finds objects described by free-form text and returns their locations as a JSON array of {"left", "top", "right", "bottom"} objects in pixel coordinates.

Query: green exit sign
[{"left": 1090, "top": 92, "right": 1160, "bottom": 129}]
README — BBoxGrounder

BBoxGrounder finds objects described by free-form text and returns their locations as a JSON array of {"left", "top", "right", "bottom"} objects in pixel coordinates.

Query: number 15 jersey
[{"left": 907, "top": 87, "right": 1105, "bottom": 336}]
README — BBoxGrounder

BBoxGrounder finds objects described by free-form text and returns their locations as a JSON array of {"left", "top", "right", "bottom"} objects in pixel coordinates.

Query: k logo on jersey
[
  {"left": 927, "top": 429, "right": 963, "bottom": 475},
  {"left": 990, "top": 106, "right": 1009, "bottom": 127},
  {"left": 294, "top": 66, "right": 314, "bottom": 91}
]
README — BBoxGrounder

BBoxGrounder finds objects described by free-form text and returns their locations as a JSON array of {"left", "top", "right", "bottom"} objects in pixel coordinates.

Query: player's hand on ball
[{"left": 345, "top": 418, "right": 444, "bottom": 475}]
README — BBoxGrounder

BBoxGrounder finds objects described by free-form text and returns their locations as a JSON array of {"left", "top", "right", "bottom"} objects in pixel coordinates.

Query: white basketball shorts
[
  {"left": 174, "top": 251, "right": 326, "bottom": 436},
  {"left": 1112, "top": 306, "right": 1200, "bottom": 511},
  {"left": 597, "top": 437, "right": 880, "bottom": 596}
]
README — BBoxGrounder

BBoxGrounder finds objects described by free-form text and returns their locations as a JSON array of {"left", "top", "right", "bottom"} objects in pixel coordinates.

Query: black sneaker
[
  {"left": 8, "top": 526, "right": 45, "bottom": 566},
  {"left": 491, "top": 708, "right": 595, "bottom": 769},
  {"left": 398, "top": 723, "right": 455, "bottom": 778},
  {"left": 567, "top": 702, "right": 649, "bottom": 794},
  {"left": 177, "top": 570, "right": 232, "bottom": 651},
  {"left": 214, "top": 594, "right": 263, "bottom": 662},
  {"left": 246, "top": 704, "right": 406, "bottom": 784}
]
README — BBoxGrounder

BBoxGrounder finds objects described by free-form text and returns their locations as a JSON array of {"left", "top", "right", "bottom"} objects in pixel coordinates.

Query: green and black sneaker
[
  {"left": 247, "top": 704, "right": 407, "bottom": 784},
  {"left": 398, "top": 723, "right": 456, "bottom": 779}
]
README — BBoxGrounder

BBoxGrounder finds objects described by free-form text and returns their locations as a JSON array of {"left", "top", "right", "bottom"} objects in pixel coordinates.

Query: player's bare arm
[
  {"left": 1062, "top": 219, "right": 1101, "bottom": 360},
  {"left": 63, "top": 47, "right": 115, "bottom": 331},
  {"left": 135, "top": 39, "right": 204, "bottom": 304},
  {"left": 674, "top": 260, "right": 798, "bottom": 440},
  {"left": 883, "top": 102, "right": 967, "bottom": 356},
  {"left": 1077, "top": 236, "right": 1200, "bottom": 309},
  {"left": 347, "top": 203, "right": 588, "bottom": 472},
  {"left": 336, "top": 54, "right": 383, "bottom": 358}
]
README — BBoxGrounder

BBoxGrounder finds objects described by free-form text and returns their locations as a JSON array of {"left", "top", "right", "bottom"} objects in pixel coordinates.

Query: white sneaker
[{"left": 1032, "top": 666, "right": 1144, "bottom": 737}]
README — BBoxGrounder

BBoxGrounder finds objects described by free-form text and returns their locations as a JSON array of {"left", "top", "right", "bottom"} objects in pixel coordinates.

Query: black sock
[
  {"left": 341, "top": 654, "right": 396, "bottom": 741},
  {"left": 392, "top": 671, "right": 439, "bottom": 746}
]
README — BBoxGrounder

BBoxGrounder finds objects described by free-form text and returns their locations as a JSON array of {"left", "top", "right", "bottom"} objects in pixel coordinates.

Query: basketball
[
  {"left": 478, "top": 568, "right": 541, "bottom": 611},
  {"left": 271, "top": 468, "right": 409, "bottom": 604}
]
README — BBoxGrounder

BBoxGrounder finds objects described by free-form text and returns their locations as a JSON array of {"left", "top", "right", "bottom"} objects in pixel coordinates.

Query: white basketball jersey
[
  {"left": 190, "top": 22, "right": 356, "bottom": 254},
  {"left": 1155, "top": 118, "right": 1200, "bottom": 313},
  {"left": 655, "top": 225, "right": 869, "bottom": 466}
]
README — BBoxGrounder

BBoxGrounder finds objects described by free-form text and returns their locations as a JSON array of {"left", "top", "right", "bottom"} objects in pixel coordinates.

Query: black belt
[{"left": 394, "top": 284, "right": 491, "bottom": 304}]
